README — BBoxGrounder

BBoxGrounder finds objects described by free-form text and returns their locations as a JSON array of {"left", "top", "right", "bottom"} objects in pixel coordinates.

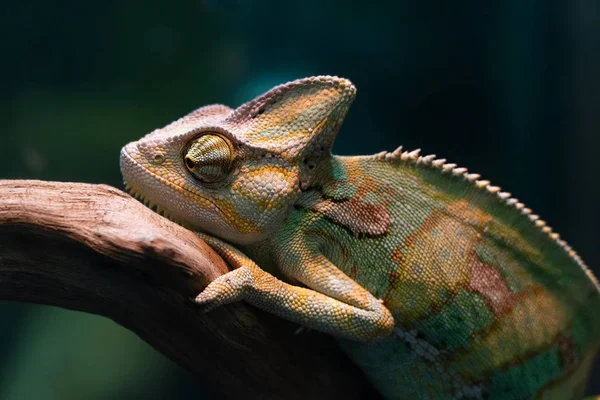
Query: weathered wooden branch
[{"left": 0, "top": 180, "right": 377, "bottom": 400}]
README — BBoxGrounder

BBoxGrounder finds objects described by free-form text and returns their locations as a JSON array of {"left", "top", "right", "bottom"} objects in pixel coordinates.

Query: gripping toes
[
  {"left": 195, "top": 267, "right": 251, "bottom": 311},
  {"left": 194, "top": 232, "right": 394, "bottom": 341}
]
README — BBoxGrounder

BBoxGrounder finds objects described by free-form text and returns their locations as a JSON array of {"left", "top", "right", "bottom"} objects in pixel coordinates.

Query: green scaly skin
[{"left": 120, "top": 76, "right": 600, "bottom": 399}]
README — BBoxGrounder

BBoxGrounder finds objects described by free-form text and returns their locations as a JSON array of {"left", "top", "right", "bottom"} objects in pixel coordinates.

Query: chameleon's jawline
[{"left": 120, "top": 148, "right": 214, "bottom": 232}]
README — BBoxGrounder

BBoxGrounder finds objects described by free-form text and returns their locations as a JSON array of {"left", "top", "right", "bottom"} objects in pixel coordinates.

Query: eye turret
[{"left": 184, "top": 134, "right": 234, "bottom": 183}]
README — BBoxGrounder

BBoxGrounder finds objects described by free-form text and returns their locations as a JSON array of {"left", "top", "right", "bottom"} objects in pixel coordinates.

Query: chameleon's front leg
[{"left": 194, "top": 233, "right": 394, "bottom": 341}]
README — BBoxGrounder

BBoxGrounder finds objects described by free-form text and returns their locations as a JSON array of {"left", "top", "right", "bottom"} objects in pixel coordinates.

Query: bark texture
[{"left": 0, "top": 180, "right": 377, "bottom": 400}]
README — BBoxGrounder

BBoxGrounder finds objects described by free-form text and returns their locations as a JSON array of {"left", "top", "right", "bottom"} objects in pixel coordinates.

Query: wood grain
[{"left": 0, "top": 180, "right": 378, "bottom": 400}]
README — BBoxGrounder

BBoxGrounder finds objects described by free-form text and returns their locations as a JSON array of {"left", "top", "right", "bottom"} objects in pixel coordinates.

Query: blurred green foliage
[
  {"left": 0, "top": 308, "right": 193, "bottom": 400},
  {"left": 0, "top": 0, "right": 598, "bottom": 398}
]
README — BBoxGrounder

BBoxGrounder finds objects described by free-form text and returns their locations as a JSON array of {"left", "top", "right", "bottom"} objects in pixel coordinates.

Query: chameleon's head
[{"left": 120, "top": 76, "right": 356, "bottom": 244}]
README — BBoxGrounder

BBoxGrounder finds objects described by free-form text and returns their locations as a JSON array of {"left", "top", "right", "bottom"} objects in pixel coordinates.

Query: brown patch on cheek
[
  {"left": 467, "top": 254, "right": 518, "bottom": 315},
  {"left": 313, "top": 159, "right": 393, "bottom": 237},
  {"left": 313, "top": 197, "right": 391, "bottom": 237}
]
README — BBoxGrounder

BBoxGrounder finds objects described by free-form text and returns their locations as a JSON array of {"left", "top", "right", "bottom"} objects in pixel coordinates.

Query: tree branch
[{"left": 0, "top": 180, "right": 377, "bottom": 400}]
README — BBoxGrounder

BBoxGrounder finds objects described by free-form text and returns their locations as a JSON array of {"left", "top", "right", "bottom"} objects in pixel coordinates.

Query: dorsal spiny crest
[
  {"left": 185, "top": 134, "right": 233, "bottom": 183},
  {"left": 376, "top": 144, "right": 594, "bottom": 278}
]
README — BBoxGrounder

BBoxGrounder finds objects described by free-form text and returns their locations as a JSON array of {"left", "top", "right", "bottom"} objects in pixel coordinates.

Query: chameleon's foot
[
  {"left": 193, "top": 232, "right": 394, "bottom": 341},
  {"left": 195, "top": 267, "right": 251, "bottom": 311}
]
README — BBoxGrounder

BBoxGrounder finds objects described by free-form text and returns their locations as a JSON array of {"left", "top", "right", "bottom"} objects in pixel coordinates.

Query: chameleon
[{"left": 120, "top": 76, "right": 600, "bottom": 399}]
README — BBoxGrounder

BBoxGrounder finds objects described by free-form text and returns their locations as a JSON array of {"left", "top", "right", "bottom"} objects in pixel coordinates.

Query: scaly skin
[{"left": 120, "top": 76, "right": 600, "bottom": 399}]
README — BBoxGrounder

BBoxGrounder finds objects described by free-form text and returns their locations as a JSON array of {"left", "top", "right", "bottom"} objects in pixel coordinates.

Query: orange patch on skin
[
  {"left": 384, "top": 200, "right": 496, "bottom": 318},
  {"left": 444, "top": 199, "right": 494, "bottom": 228}
]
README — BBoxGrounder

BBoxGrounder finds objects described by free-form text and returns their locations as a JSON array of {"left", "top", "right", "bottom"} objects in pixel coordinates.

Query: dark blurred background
[{"left": 0, "top": 1, "right": 598, "bottom": 398}]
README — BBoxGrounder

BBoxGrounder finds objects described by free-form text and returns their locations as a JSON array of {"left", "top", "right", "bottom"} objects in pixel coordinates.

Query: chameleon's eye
[{"left": 184, "top": 134, "right": 234, "bottom": 183}]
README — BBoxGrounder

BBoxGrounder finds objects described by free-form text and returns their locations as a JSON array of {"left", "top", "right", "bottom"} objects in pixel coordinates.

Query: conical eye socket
[{"left": 184, "top": 134, "right": 234, "bottom": 183}]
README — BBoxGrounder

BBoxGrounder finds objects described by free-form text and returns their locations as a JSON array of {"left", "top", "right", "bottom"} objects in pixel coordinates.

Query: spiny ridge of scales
[{"left": 374, "top": 146, "right": 599, "bottom": 290}]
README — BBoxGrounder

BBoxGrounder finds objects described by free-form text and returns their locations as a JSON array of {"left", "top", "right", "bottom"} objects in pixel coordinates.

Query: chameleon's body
[{"left": 120, "top": 76, "right": 600, "bottom": 399}]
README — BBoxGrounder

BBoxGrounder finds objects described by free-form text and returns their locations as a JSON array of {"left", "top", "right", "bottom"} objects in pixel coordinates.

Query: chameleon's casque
[{"left": 120, "top": 76, "right": 600, "bottom": 399}]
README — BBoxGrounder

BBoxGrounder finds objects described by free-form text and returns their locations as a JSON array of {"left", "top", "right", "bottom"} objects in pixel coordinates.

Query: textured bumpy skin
[{"left": 120, "top": 76, "right": 600, "bottom": 399}]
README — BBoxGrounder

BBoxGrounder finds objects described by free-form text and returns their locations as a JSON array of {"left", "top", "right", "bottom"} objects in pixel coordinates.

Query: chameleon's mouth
[
  {"left": 123, "top": 179, "right": 198, "bottom": 232},
  {"left": 123, "top": 180, "right": 180, "bottom": 222},
  {"left": 120, "top": 147, "right": 194, "bottom": 229}
]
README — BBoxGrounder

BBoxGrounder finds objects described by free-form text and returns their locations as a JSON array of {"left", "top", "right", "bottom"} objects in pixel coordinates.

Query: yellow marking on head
[
  {"left": 247, "top": 90, "right": 334, "bottom": 139},
  {"left": 212, "top": 197, "right": 263, "bottom": 234},
  {"left": 250, "top": 96, "right": 308, "bottom": 131},
  {"left": 246, "top": 128, "right": 312, "bottom": 145},
  {"left": 312, "top": 118, "right": 328, "bottom": 135},
  {"left": 149, "top": 176, "right": 262, "bottom": 235}
]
